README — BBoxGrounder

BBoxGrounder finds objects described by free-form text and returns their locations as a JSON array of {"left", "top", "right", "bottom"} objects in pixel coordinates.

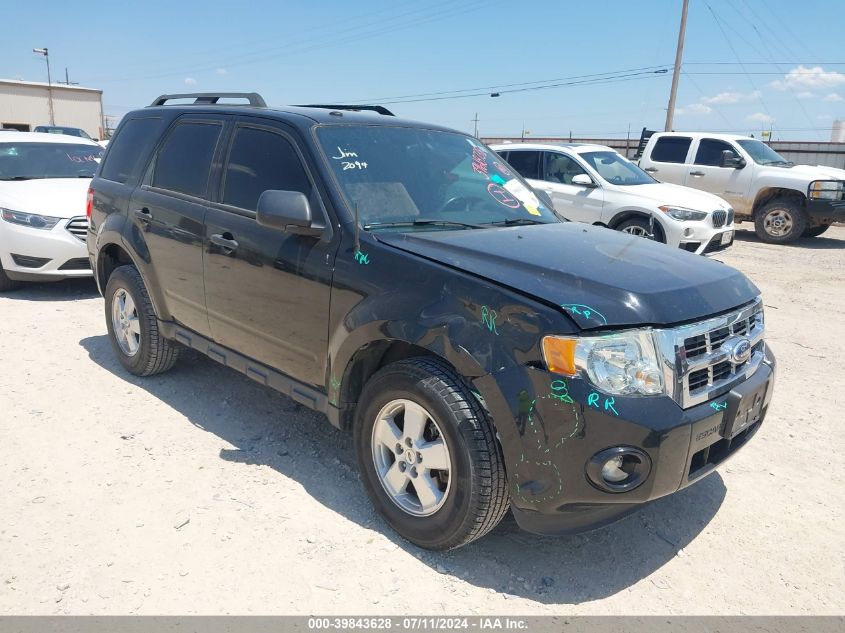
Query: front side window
[
  {"left": 736, "top": 139, "right": 791, "bottom": 166},
  {"left": 316, "top": 126, "right": 558, "bottom": 230},
  {"left": 694, "top": 139, "right": 740, "bottom": 166},
  {"left": 0, "top": 142, "right": 103, "bottom": 180},
  {"left": 151, "top": 121, "right": 222, "bottom": 197},
  {"left": 222, "top": 127, "right": 311, "bottom": 212},
  {"left": 579, "top": 151, "right": 655, "bottom": 186},
  {"left": 504, "top": 150, "right": 541, "bottom": 179},
  {"left": 543, "top": 152, "right": 587, "bottom": 184},
  {"left": 651, "top": 136, "right": 692, "bottom": 163}
]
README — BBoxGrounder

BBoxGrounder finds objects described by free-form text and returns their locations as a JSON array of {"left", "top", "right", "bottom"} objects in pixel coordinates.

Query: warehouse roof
[{"left": 0, "top": 78, "right": 102, "bottom": 94}]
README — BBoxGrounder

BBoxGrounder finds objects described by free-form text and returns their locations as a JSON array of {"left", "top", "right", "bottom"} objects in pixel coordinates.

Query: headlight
[
  {"left": 809, "top": 181, "right": 843, "bottom": 201},
  {"left": 1, "top": 208, "right": 61, "bottom": 230},
  {"left": 542, "top": 330, "right": 664, "bottom": 396},
  {"left": 659, "top": 205, "right": 708, "bottom": 222}
]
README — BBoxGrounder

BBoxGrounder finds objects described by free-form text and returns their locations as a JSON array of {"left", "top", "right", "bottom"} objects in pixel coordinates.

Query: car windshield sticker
[{"left": 487, "top": 183, "right": 521, "bottom": 209}]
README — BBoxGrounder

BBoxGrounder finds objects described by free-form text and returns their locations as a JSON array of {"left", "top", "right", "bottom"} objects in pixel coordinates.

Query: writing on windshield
[{"left": 0, "top": 143, "right": 103, "bottom": 180}]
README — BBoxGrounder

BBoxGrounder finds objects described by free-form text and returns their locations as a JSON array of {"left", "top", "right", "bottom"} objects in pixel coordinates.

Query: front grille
[
  {"left": 688, "top": 421, "right": 759, "bottom": 479},
  {"left": 655, "top": 299, "right": 765, "bottom": 408},
  {"left": 712, "top": 210, "right": 727, "bottom": 227},
  {"left": 703, "top": 234, "right": 732, "bottom": 254},
  {"left": 65, "top": 217, "right": 88, "bottom": 241},
  {"left": 58, "top": 257, "right": 91, "bottom": 271},
  {"left": 727, "top": 209, "right": 734, "bottom": 225}
]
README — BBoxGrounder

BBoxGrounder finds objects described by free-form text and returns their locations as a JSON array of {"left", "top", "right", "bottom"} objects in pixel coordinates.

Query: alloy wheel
[
  {"left": 111, "top": 287, "right": 141, "bottom": 356},
  {"left": 763, "top": 209, "right": 794, "bottom": 238}
]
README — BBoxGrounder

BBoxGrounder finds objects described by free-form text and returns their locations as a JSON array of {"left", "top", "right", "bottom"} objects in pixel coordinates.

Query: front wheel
[
  {"left": 104, "top": 265, "right": 179, "bottom": 376},
  {"left": 617, "top": 216, "right": 664, "bottom": 242},
  {"left": 354, "top": 358, "right": 509, "bottom": 550},
  {"left": 754, "top": 199, "right": 807, "bottom": 244}
]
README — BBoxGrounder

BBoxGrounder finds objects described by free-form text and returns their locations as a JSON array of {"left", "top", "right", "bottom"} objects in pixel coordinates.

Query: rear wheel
[
  {"left": 354, "top": 358, "right": 509, "bottom": 550},
  {"left": 754, "top": 199, "right": 807, "bottom": 244},
  {"left": 104, "top": 265, "right": 179, "bottom": 376},
  {"left": 802, "top": 224, "right": 831, "bottom": 238},
  {"left": 617, "top": 216, "right": 664, "bottom": 242}
]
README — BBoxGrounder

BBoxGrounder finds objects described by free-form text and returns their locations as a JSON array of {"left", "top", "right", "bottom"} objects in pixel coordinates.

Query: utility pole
[
  {"left": 58, "top": 67, "right": 78, "bottom": 86},
  {"left": 664, "top": 0, "right": 689, "bottom": 132},
  {"left": 33, "top": 47, "right": 55, "bottom": 125},
  {"left": 472, "top": 112, "right": 479, "bottom": 137}
]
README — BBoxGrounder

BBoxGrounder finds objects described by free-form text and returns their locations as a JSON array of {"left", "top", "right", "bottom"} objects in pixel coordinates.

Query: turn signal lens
[
  {"left": 86, "top": 187, "right": 93, "bottom": 218},
  {"left": 542, "top": 336, "right": 577, "bottom": 376}
]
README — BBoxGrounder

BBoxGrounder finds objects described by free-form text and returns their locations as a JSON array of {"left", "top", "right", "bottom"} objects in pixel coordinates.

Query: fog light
[
  {"left": 587, "top": 447, "right": 652, "bottom": 493},
  {"left": 683, "top": 227, "right": 694, "bottom": 238}
]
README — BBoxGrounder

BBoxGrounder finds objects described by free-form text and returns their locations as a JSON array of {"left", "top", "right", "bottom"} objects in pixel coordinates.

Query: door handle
[
  {"left": 132, "top": 207, "right": 152, "bottom": 222},
  {"left": 689, "top": 170, "right": 705, "bottom": 177},
  {"left": 644, "top": 167, "right": 658, "bottom": 173},
  {"left": 210, "top": 233, "right": 239, "bottom": 252}
]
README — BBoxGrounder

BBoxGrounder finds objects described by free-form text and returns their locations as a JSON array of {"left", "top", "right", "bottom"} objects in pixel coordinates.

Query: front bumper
[
  {"left": 0, "top": 217, "right": 92, "bottom": 281},
  {"left": 806, "top": 198, "right": 845, "bottom": 226},
  {"left": 478, "top": 344, "right": 775, "bottom": 536}
]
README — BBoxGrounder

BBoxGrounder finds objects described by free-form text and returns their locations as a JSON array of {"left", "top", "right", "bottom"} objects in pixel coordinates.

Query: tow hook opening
[{"left": 587, "top": 447, "right": 652, "bottom": 493}]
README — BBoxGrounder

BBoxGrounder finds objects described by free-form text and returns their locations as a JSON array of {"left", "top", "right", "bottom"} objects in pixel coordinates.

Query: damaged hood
[{"left": 376, "top": 223, "right": 759, "bottom": 329}]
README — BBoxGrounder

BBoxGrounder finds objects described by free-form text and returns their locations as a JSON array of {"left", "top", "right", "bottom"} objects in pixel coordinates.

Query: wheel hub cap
[
  {"left": 371, "top": 399, "right": 452, "bottom": 517},
  {"left": 111, "top": 288, "right": 141, "bottom": 357},
  {"left": 764, "top": 209, "right": 793, "bottom": 237}
]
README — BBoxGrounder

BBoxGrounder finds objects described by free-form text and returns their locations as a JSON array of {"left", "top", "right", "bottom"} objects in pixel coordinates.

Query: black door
[
  {"left": 128, "top": 115, "right": 225, "bottom": 336},
  {"left": 203, "top": 121, "right": 337, "bottom": 386}
]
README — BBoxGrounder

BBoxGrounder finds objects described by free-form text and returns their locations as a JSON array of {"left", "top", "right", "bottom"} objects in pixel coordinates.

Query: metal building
[{"left": 0, "top": 79, "right": 105, "bottom": 140}]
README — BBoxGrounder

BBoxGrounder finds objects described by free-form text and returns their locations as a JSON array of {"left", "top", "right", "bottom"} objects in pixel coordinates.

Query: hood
[
  {"left": 619, "top": 182, "right": 731, "bottom": 210},
  {"left": 0, "top": 178, "right": 91, "bottom": 219},
  {"left": 377, "top": 223, "right": 759, "bottom": 330},
  {"left": 786, "top": 164, "right": 845, "bottom": 181}
]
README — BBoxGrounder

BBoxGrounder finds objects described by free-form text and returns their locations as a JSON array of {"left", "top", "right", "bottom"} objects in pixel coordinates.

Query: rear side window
[
  {"left": 651, "top": 136, "right": 692, "bottom": 163},
  {"left": 222, "top": 126, "right": 311, "bottom": 212},
  {"left": 100, "top": 117, "right": 164, "bottom": 183},
  {"left": 151, "top": 121, "right": 222, "bottom": 198},
  {"left": 694, "top": 139, "right": 740, "bottom": 166},
  {"left": 506, "top": 150, "right": 541, "bottom": 179}
]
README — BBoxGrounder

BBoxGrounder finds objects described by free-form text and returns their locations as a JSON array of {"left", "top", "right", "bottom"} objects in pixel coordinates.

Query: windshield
[
  {"left": 579, "top": 151, "right": 655, "bottom": 186},
  {"left": 736, "top": 139, "right": 790, "bottom": 165},
  {"left": 0, "top": 142, "right": 103, "bottom": 180},
  {"left": 316, "top": 126, "right": 559, "bottom": 231}
]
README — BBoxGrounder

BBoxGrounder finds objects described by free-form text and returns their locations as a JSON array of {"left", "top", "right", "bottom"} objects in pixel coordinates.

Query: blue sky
[{"left": 3, "top": 0, "right": 844, "bottom": 140}]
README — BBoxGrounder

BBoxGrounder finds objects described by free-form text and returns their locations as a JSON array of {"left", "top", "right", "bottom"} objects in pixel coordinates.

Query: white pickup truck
[{"left": 637, "top": 131, "right": 845, "bottom": 243}]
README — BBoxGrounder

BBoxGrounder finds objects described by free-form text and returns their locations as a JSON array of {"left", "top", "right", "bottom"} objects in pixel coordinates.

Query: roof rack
[
  {"left": 149, "top": 92, "right": 267, "bottom": 107},
  {"left": 295, "top": 104, "right": 395, "bottom": 116}
]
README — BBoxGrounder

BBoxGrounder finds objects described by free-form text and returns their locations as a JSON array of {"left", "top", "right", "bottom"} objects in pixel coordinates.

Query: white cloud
[
  {"left": 215, "top": 68, "right": 228, "bottom": 75},
  {"left": 184, "top": 77, "right": 197, "bottom": 86},
  {"left": 745, "top": 112, "right": 775, "bottom": 124},
  {"left": 796, "top": 91, "right": 815, "bottom": 99},
  {"left": 676, "top": 103, "right": 712, "bottom": 116},
  {"left": 823, "top": 92, "right": 843, "bottom": 102},
  {"left": 771, "top": 65, "right": 845, "bottom": 91},
  {"left": 701, "top": 90, "right": 761, "bottom": 105}
]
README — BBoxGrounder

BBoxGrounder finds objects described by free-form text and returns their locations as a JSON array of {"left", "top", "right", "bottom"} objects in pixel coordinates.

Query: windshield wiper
[
  {"left": 485, "top": 218, "right": 548, "bottom": 226},
  {"left": 364, "top": 219, "right": 487, "bottom": 230},
  {"left": 0, "top": 176, "right": 38, "bottom": 181}
]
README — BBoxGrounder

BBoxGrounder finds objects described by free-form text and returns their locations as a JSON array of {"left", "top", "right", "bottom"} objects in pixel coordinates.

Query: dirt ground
[{"left": 0, "top": 226, "right": 843, "bottom": 615}]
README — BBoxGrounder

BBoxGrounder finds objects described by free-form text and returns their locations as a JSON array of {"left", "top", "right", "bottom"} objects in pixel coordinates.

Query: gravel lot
[{"left": 1, "top": 226, "right": 843, "bottom": 615}]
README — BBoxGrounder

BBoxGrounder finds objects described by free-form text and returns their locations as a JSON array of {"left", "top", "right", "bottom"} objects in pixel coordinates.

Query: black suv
[{"left": 88, "top": 92, "right": 776, "bottom": 550}]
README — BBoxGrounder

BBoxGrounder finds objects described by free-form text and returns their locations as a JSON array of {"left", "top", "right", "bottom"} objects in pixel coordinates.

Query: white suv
[
  {"left": 490, "top": 142, "right": 735, "bottom": 255},
  {"left": 0, "top": 132, "right": 102, "bottom": 290}
]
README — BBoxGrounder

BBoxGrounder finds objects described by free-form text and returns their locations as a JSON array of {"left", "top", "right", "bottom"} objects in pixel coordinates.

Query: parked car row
[{"left": 76, "top": 93, "right": 776, "bottom": 550}]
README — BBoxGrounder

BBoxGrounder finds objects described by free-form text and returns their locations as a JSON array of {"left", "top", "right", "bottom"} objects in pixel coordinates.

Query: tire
[
  {"left": 0, "top": 260, "right": 21, "bottom": 292},
  {"left": 802, "top": 224, "right": 831, "bottom": 238},
  {"left": 754, "top": 199, "right": 807, "bottom": 244},
  {"left": 616, "top": 216, "right": 664, "bottom": 242},
  {"left": 104, "top": 265, "right": 179, "bottom": 376},
  {"left": 354, "top": 358, "right": 509, "bottom": 550}
]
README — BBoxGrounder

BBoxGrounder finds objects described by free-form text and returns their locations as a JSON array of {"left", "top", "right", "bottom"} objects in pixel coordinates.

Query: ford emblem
[{"left": 724, "top": 336, "right": 752, "bottom": 364}]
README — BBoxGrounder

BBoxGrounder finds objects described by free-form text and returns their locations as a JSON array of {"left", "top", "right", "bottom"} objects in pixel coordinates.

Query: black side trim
[{"left": 160, "top": 321, "right": 342, "bottom": 428}]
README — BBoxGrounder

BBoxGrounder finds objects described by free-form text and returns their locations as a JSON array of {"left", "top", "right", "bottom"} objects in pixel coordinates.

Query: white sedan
[
  {"left": 0, "top": 132, "right": 102, "bottom": 290},
  {"left": 490, "top": 142, "right": 735, "bottom": 255}
]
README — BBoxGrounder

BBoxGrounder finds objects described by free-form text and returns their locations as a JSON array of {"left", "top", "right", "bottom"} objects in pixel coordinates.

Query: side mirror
[
  {"left": 571, "top": 173, "right": 597, "bottom": 188},
  {"left": 256, "top": 190, "right": 323, "bottom": 236},
  {"left": 719, "top": 150, "right": 746, "bottom": 169}
]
